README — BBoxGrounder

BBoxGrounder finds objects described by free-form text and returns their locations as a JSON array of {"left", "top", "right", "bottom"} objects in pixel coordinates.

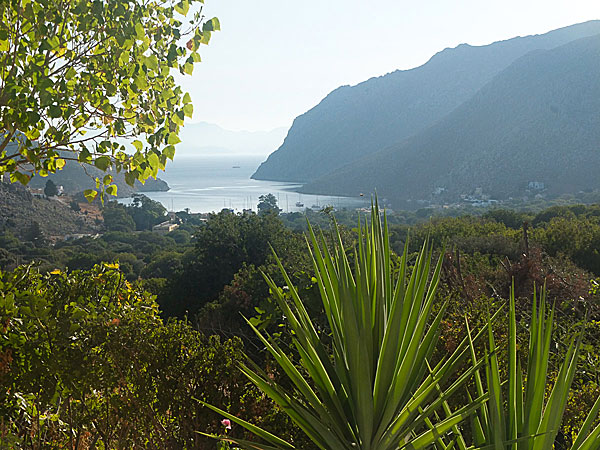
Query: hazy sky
[{"left": 177, "top": 0, "right": 600, "bottom": 132}]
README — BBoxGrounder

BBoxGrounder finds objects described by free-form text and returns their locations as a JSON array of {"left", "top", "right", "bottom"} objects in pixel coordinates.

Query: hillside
[
  {"left": 0, "top": 181, "right": 100, "bottom": 239},
  {"left": 251, "top": 20, "right": 600, "bottom": 183},
  {"left": 300, "top": 35, "right": 600, "bottom": 207}
]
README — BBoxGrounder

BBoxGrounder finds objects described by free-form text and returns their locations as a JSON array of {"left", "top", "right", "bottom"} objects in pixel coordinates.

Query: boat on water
[
  {"left": 295, "top": 201, "right": 304, "bottom": 207},
  {"left": 232, "top": 165, "right": 241, "bottom": 168}
]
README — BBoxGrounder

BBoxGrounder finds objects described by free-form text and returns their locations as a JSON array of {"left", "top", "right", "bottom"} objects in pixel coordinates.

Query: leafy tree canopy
[
  {"left": 0, "top": 0, "right": 219, "bottom": 201},
  {"left": 43, "top": 179, "right": 58, "bottom": 197},
  {"left": 127, "top": 194, "right": 167, "bottom": 230},
  {"left": 103, "top": 202, "right": 136, "bottom": 232},
  {"left": 257, "top": 193, "right": 281, "bottom": 216}
]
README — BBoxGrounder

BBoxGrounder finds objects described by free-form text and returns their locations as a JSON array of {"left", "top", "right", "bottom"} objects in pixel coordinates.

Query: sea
[{"left": 119, "top": 154, "right": 368, "bottom": 214}]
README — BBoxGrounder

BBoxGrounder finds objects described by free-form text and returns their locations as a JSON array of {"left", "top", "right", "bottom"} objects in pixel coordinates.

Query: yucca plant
[
  {"left": 201, "top": 203, "right": 491, "bottom": 450},
  {"left": 462, "top": 285, "right": 600, "bottom": 450}
]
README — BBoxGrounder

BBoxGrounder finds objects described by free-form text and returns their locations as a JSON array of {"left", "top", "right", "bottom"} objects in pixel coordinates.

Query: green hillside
[
  {"left": 301, "top": 34, "right": 600, "bottom": 207},
  {"left": 252, "top": 21, "right": 600, "bottom": 183}
]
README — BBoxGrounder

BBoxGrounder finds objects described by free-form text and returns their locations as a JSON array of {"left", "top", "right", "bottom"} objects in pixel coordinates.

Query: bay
[{"left": 120, "top": 154, "right": 368, "bottom": 213}]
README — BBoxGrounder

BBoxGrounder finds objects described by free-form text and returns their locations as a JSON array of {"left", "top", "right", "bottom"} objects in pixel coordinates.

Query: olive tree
[{"left": 0, "top": 0, "right": 218, "bottom": 200}]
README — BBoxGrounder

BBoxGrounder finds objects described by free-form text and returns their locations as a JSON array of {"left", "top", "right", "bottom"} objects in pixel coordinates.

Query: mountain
[
  {"left": 251, "top": 20, "right": 600, "bottom": 183},
  {"left": 177, "top": 122, "right": 287, "bottom": 156},
  {"left": 300, "top": 34, "right": 600, "bottom": 206}
]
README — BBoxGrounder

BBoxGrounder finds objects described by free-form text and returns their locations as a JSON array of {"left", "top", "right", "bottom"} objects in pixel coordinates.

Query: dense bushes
[{"left": 0, "top": 264, "right": 280, "bottom": 448}]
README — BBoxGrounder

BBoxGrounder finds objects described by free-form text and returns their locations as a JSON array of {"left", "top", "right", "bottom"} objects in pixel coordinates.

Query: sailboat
[{"left": 311, "top": 195, "right": 320, "bottom": 209}]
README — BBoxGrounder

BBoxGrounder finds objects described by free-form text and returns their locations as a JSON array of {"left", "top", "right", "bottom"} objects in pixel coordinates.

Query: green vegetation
[
  {"left": 462, "top": 287, "right": 600, "bottom": 450},
  {"left": 0, "top": 264, "right": 282, "bottom": 448},
  {"left": 257, "top": 193, "right": 282, "bottom": 216},
  {"left": 204, "top": 207, "right": 491, "bottom": 449},
  {"left": 11, "top": 1, "right": 600, "bottom": 448},
  {"left": 0, "top": 0, "right": 218, "bottom": 198},
  {"left": 2, "top": 202, "right": 600, "bottom": 448},
  {"left": 43, "top": 179, "right": 58, "bottom": 198}
]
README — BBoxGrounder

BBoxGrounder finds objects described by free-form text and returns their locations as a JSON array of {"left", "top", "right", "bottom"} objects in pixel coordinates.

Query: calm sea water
[{"left": 120, "top": 154, "right": 368, "bottom": 214}]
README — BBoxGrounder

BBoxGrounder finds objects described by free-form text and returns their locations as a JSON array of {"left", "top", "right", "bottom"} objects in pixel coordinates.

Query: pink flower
[{"left": 221, "top": 419, "right": 232, "bottom": 430}]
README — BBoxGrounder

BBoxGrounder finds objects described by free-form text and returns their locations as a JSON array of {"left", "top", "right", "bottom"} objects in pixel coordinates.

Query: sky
[{"left": 177, "top": 0, "right": 600, "bottom": 132}]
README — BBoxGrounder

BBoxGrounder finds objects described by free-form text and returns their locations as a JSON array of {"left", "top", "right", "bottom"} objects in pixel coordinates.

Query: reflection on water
[{"left": 119, "top": 154, "right": 368, "bottom": 214}]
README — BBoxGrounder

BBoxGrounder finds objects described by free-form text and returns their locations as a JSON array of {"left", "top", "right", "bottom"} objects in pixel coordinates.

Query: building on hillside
[
  {"left": 29, "top": 188, "right": 44, "bottom": 198},
  {"left": 152, "top": 221, "right": 179, "bottom": 234},
  {"left": 63, "top": 233, "right": 101, "bottom": 241},
  {"left": 528, "top": 181, "right": 545, "bottom": 190}
]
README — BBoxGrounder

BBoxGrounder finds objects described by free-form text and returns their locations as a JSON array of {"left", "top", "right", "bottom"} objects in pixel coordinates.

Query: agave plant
[
  {"left": 461, "top": 285, "right": 600, "bottom": 450},
  {"left": 202, "top": 204, "right": 491, "bottom": 450}
]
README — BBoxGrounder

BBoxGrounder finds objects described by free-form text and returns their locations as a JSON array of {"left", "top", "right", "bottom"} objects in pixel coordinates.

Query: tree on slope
[
  {"left": 257, "top": 193, "right": 281, "bottom": 215},
  {"left": 0, "top": 0, "right": 219, "bottom": 200},
  {"left": 44, "top": 179, "right": 58, "bottom": 197}
]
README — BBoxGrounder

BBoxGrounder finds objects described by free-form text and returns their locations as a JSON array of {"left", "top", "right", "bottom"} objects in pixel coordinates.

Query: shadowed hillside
[
  {"left": 252, "top": 21, "right": 600, "bottom": 184},
  {"left": 300, "top": 34, "right": 600, "bottom": 207}
]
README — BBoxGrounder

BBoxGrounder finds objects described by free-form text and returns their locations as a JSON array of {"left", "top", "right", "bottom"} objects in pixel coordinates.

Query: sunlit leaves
[
  {"left": 83, "top": 189, "right": 98, "bottom": 202},
  {"left": 175, "top": 0, "right": 190, "bottom": 16},
  {"left": 163, "top": 145, "right": 176, "bottom": 160},
  {"left": 132, "top": 140, "right": 144, "bottom": 152},
  {"left": 0, "top": 0, "right": 219, "bottom": 199},
  {"left": 203, "top": 17, "right": 220, "bottom": 32},
  {"left": 105, "top": 184, "right": 118, "bottom": 196}
]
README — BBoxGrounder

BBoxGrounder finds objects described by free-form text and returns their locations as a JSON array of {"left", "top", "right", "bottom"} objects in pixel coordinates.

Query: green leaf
[
  {"left": 167, "top": 134, "right": 181, "bottom": 145},
  {"left": 10, "top": 172, "right": 31, "bottom": 185},
  {"left": 83, "top": 189, "right": 97, "bottom": 202},
  {"left": 174, "top": 0, "right": 190, "bottom": 15},
  {"left": 132, "top": 140, "right": 144, "bottom": 151},
  {"left": 171, "top": 111, "right": 185, "bottom": 126},
  {"left": 183, "top": 103, "right": 193, "bottom": 118},
  {"left": 145, "top": 55, "right": 158, "bottom": 71},
  {"left": 147, "top": 152, "right": 160, "bottom": 170},
  {"left": 105, "top": 185, "right": 117, "bottom": 196},
  {"left": 125, "top": 171, "right": 137, "bottom": 187},
  {"left": 94, "top": 156, "right": 111, "bottom": 171},
  {"left": 204, "top": 17, "right": 221, "bottom": 32},
  {"left": 163, "top": 145, "right": 176, "bottom": 160},
  {"left": 135, "top": 23, "right": 145, "bottom": 39},
  {"left": 49, "top": 105, "right": 62, "bottom": 118},
  {"left": 182, "top": 92, "right": 192, "bottom": 104},
  {"left": 78, "top": 148, "right": 92, "bottom": 163},
  {"left": 65, "top": 67, "right": 77, "bottom": 80}
]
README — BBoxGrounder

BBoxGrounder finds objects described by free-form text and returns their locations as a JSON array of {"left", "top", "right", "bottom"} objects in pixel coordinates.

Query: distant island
[{"left": 27, "top": 162, "right": 170, "bottom": 197}]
